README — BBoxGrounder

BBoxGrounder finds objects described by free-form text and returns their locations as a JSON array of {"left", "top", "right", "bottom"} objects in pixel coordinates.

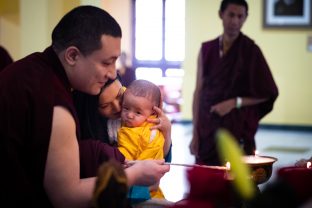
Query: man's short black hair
[
  {"left": 52, "top": 5, "right": 122, "bottom": 55},
  {"left": 220, "top": 0, "right": 248, "bottom": 15}
]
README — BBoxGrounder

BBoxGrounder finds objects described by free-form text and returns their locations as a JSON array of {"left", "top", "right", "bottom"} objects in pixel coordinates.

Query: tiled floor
[{"left": 160, "top": 123, "right": 312, "bottom": 203}]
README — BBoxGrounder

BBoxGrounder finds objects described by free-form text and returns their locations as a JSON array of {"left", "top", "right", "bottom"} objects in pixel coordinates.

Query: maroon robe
[
  {"left": 172, "top": 167, "right": 239, "bottom": 208},
  {"left": 79, "top": 139, "right": 124, "bottom": 178},
  {"left": 194, "top": 33, "right": 278, "bottom": 165},
  {"left": 0, "top": 47, "right": 75, "bottom": 207},
  {"left": 0, "top": 46, "right": 124, "bottom": 206}
]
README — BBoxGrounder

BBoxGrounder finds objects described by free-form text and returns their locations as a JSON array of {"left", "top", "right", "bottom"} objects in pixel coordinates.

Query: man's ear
[{"left": 64, "top": 46, "right": 80, "bottom": 66}]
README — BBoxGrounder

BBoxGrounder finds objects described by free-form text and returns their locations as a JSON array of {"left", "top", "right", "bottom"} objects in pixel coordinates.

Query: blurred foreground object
[
  {"left": 249, "top": 165, "right": 312, "bottom": 208},
  {"left": 92, "top": 159, "right": 128, "bottom": 208},
  {"left": 216, "top": 128, "right": 255, "bottom": 200},
  {"left": 172, "top": 166, "right": 242, "bottom": 208}
]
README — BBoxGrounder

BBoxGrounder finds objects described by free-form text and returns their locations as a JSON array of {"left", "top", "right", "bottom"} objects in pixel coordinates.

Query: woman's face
[{"left": 98, "top": 79, "right": 124, "bottom": 119}]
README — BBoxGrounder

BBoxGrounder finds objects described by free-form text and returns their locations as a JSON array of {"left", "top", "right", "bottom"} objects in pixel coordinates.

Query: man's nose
[
  {"left": 231, "top": 16, "right": 241, "bottom": 26},
  {"left": 107, "top": 66, "right": 117, "bottom": 80}
]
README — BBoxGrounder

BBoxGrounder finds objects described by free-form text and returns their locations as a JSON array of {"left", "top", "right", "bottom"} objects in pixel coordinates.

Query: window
[{"left": 132, "top": 0, "right": 185, "bottom": 120}]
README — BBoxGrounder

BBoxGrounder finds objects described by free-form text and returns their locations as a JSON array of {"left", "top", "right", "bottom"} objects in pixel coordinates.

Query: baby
[{"left": 118, "top": 79, "right": 165, "bottom": 199}]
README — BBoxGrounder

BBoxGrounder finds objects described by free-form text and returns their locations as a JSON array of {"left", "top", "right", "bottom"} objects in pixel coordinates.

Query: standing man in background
[{"left": 190, "top": 0, "right": 278, "bottom": 166}]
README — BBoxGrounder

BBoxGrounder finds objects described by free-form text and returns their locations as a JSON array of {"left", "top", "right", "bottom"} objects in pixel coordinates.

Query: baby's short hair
[{"left": 126, "top": 79, "right": 161, "bottom": 107}]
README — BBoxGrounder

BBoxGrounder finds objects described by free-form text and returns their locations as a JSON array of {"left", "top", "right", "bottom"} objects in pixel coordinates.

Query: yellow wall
[
  {"left": 102, "top": 0, "right": 132, "bottom": 58},
  {"left": 0, "top": 0, "right": 131, "bottom": 60},
  {"left": 182, "top": 0, "right": 312, "bottom": 126},
  {"left": 1, "top": 0, "right": 312, "bottom": 126},
  {"left": 0, "top": 0, "right": 20, "bottom": 59},
  {"left": 0, "top": 0, "right": 80, "bottom": 59}
]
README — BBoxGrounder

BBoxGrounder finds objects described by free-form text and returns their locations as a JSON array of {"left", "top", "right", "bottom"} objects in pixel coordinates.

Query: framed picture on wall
[{"left": 263, "top": 0, "right": 312, "bottom": 28}]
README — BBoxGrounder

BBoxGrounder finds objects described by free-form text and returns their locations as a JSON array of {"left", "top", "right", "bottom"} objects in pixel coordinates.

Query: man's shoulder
[
  {"left": 0, "top": 50, "right": 55, "bottom": 92},
  {"left": 8, "top": 48, "right": 54, "bottom": 77},
  {"left": 240, "top": 33, "right": 257, "bottom": 46},
  {"left": 200, "top": 37, "right": 219, "bottom": 55},
  {"left": 238, "top": 33, "right": 264, "bottom": 53},
  {"left": 202, "top": 37, "right": 219, "bottom": 47}
]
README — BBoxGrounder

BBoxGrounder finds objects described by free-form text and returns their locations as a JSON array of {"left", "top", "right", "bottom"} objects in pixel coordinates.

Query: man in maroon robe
[
  {"left": 0, "top": 6, "right": 169, "bottom": 207},
  {"left": 190, "top": 0, "right": 278, "bottom": 166}
]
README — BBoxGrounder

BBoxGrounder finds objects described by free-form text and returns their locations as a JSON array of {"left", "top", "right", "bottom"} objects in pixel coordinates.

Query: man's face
[
  {"left": 220, "top": 4, "right": 247, "bottom": 38},
  {"left": 71, "top": 35, "right": 121, "bottom": 95},
  {"left": 98, "top": 79, "right": 124, "bottom": 119}
]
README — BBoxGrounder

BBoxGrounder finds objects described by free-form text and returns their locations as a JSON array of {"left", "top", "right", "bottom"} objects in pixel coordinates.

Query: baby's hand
[{"left": 148, "top": 106, "right": 171, "bottom": 132}]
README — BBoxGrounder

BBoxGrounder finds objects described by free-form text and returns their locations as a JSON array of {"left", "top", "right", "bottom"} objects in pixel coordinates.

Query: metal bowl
[{"left": 242, "top": 155, "right": 278, "bottom": 184}]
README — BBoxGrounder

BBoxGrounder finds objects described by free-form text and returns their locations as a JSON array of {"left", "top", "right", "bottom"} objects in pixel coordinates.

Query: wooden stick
[
  {"left": 125, "top": 160, "right": 227, "bottom": 170},
  {"left": 164, "top": 162, "right": 227, "bottom": 170}
]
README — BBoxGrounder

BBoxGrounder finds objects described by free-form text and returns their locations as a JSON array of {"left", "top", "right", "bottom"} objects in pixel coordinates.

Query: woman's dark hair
[
  {"left": 220, "top": 0, "right": 248, "bottom": 15},
  {"left": 52, "top": 5, "right": 122, "bottom": 55}
]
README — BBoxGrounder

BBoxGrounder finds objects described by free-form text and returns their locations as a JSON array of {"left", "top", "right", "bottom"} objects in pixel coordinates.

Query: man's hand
[
  {"left": 124, "top": 160, "right": 170, "bottom": 186},
  {"left": 210, "top": 98, "right": 236, "bottom": 117}
]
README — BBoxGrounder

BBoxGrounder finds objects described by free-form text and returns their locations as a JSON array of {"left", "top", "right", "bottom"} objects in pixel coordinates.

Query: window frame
[{"left": 131, "top": 0, "right": 183, "bottom": 76}]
